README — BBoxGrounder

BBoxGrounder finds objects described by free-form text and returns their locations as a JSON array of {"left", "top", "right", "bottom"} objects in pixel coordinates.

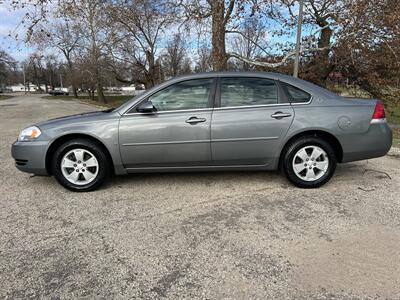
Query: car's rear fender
[
  {"left": 276, "top": 129, "right": 344, "bottom": 169},
  {"left": 273, "top": 99, "right": 391, "bottom": 167}
]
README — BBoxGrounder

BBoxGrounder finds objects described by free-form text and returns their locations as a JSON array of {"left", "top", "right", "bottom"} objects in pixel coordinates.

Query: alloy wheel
[
  {"left": 292, "top": 145, "right": 329, "bottom": 182},
  {"left": 61, "top": 148, "right": 99, "bottom": 185}
]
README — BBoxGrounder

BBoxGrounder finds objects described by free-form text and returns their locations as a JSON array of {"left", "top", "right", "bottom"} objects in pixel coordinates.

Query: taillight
[{"left": 372, "top": 100, "right": 386, "bottom": 120}]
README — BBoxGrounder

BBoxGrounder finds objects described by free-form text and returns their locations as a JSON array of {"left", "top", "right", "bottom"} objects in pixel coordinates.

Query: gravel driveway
[{"left": 1, "top": 94, "right": 399, "bottom": 299}]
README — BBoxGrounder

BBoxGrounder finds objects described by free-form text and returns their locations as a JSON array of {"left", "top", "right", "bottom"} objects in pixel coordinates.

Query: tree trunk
[
  {"left": 314, "top": 21, "right": 333, "bottom": 85},
  {"left": 303, "top": 20, "right": 333, "bottom": 86},
  {"left": 94, "top": 56, "right": 106, "bottom": 103},
  {"left": 97, "top": 82, "right": 106, "bottom": 103},
  {"left": 90, "top": 88, "right": 95, "bottom": 100},
  {"left": 144, "top": 76, "right": 154, "bottom": 89},
  {"left": 67, "top": 59, "right": 78, "bottom": 98},
  {"left": 145, "top": 49, "right": 160, "bottom": 88},
  {"left": 211, "top": 1, "right": 227, "bottom": 71},
  {"left": 317, "top": 24, "right": 333, "bottom": 70},
  {"left": 72, "top": 83, "right": 78, "bottom": 98}
]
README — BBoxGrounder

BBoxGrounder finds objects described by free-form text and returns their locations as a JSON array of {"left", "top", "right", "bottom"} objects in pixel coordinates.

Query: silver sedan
[{"left": 12, "top": 72, "right": 392, "bottom": 192}]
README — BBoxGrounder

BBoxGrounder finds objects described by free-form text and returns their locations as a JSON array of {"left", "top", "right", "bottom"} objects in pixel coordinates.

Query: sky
[{"left": 0, "top": 4, "right": 35, "bottom": 62}]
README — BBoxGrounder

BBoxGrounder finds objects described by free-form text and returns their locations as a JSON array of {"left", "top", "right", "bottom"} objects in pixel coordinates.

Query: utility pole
[
  {"left": 293, "top": 0, "right": 304, "bottom": 78},
  {"left": 60, "top": 74, "right": 63, "bottom": 89}
]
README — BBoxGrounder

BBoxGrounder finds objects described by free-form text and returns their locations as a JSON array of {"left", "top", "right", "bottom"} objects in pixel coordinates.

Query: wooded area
[{"left": 0, "top": 0, "right": 399, "bottom": 107}]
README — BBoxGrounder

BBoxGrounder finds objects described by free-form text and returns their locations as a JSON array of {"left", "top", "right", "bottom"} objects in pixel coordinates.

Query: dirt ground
[{"left": 1, "top": 94, "right": 399, "bottom": 299}]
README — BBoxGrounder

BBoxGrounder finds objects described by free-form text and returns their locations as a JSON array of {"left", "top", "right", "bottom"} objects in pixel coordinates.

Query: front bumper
[{"left": 11, "top": 141, "right": 50, "bottom": 175}]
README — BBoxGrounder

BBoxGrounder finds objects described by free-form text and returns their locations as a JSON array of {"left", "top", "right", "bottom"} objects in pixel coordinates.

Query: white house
[
  {"left": 8, "top": 84, "right": 26, "bottom": 92},
  {"left": 7, "top": 83, "right": 48, "bottom": 92}
]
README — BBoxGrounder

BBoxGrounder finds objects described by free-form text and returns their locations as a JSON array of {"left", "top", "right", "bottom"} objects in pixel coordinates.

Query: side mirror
[{"left": 137, "top": 101, "right": 156, "bottom": 113}]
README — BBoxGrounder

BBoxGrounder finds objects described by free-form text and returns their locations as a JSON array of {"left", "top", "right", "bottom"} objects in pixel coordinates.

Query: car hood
[{"left": 35, "top": 109, "right": 119, "bottom": 129}]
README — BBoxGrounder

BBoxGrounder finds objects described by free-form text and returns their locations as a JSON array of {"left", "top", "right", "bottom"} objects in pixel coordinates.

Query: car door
[
  {"left": 211, "top": 77, "right": 294, "bottom": 166},
  {"left": 119, "top": 78, "right": 216, "bottom": 169}
]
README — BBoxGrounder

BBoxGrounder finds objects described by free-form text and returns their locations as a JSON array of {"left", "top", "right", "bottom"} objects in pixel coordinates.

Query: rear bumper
[
  {"left": 11, "top": 141, "right": 49, "bottom": 175},
  {"left": 341, "top": 122, "right": 392, "bottom": 163}
]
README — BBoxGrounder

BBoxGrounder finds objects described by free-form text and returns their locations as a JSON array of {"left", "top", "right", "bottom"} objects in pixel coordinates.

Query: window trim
[
  {"left": 214, "top": 77, "right": 288, "bottom": 109},
  {"left": 214, "top": 103, "right": 293, "bottom": 111},
  {"left": 124, "top": 77, "right": 217, "bottom": 115},
  {"left": 124, "top": 107, "right": 214, "bottom": 116}
]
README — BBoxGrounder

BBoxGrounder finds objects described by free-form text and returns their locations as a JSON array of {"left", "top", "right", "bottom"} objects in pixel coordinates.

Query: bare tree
[
  {"left": 107, "top": 0, "right": 174, "bottom": 88},
  {"left": 32, "top": 21, "right": 81, "bottom": 97},
  {"left": 177, "top": 0, "right": 244, "bottom": 71},
  {"left": 43, "top": 55, "right": 59, "bottom": 90},
  {"left": 65, "top": 0, "right": 109, "bottom": 103},
  {"left": 0, "top": 50, "right": 16, "bottom": 87},
  {"left": 6, "top": 0, "right": 64, "bottom": 41},
  {"left": 228, "top": 17, "right": 267, "bottom": 70},
  {"left": 161, "top": 32, "right": 192, "bottom": 77},
  {"left": 194, "top": 47, "right": 212, "bottom": 72},
  {"left": 25, "top": 53, "right": 45, "bottom": 91}
]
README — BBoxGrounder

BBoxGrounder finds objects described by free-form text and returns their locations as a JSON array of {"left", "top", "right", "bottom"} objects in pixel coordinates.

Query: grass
[
  {"left": 392, "top": 127, "right": 400, "bottom": 148},
  {"left": 383, "top": 100, "right": 400, "bottom": 125},
  {"left": 0, "top": 95, "right": 14, "bottom": 100},
  {"left": 42, "top": 94, "right": 133, "bottom": 108}
]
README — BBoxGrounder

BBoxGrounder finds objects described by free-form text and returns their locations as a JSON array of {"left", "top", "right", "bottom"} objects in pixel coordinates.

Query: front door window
[{"left": 148, "top": 79, "right": 213, "bottom": 111}]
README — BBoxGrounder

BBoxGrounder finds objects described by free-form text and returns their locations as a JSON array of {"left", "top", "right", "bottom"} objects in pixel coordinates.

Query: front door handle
[
  {"left": 185, "top": 116, "right": 207, "bottom": 124},
  {"left": 271, "top": 111, "right": 292, "bottom": 119}
]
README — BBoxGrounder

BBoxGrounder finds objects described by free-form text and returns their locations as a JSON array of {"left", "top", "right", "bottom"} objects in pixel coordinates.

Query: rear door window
[{"left": 220, "top": 77, "right": 278, "bottom": 107}]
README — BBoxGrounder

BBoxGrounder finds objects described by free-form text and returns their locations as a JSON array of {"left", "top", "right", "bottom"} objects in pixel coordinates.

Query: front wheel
[
  {"left": 51, "top": 139, "right": 109, "bottom": 192},
  {"left": 281, "top": 136, "right": 337, "bottom": 188}
]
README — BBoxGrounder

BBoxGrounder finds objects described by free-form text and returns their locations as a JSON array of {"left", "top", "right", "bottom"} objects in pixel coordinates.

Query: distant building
[
  {"left": 8, "top": 84, "right": 26, "bottom": 92},
  {"left": 7, "top": 83, "right": 47, "bottom": 93}
]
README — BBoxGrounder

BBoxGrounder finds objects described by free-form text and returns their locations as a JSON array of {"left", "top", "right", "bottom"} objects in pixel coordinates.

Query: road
[{"left": 1, "top": 94, "right": 399, "bottom": 299}]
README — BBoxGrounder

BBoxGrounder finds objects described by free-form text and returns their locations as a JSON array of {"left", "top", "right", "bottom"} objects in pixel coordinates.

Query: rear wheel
[
  {"left": 51, "top": 139, "right": 109, "bottom": 192},
  {"left": 282, "top": 136, "right": 337, "bottom": 188}
]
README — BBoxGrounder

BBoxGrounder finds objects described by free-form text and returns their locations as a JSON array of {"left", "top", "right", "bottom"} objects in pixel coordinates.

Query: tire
[
  {"left": 281, "top": 136, "right": 337, "bottom": 188},
  {"left": 51, "top": 138, "right": 110, "bottom": 192}
]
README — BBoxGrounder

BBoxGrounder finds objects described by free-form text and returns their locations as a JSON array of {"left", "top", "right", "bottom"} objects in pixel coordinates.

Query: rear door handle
[
  {"left": 185, "top": 116, "right": 207, "bottom": 124},
  {"left": 271, "top": 111, "right": 292, "bottom": 119}
]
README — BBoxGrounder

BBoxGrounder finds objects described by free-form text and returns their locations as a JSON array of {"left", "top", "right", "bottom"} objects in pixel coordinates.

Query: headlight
[{"left": 18, "top": 126, "right": 42, "bottom": 142}]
